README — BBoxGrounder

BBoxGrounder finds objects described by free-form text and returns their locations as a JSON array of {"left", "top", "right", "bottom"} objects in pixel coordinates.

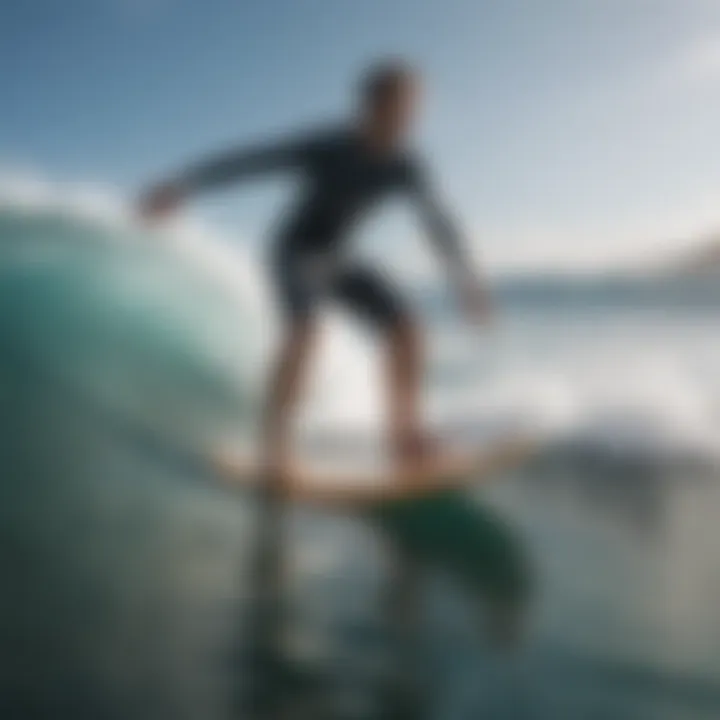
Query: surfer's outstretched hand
[
  {"left": 138, "top": 181, "right": 185, "bottom": 221},
  {"left": 459, "top": 274, "right": 495, "bottom": 327}
]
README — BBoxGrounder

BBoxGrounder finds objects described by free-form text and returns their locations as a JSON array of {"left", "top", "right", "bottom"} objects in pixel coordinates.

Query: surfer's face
[{"left": 366, "top": 74, "right": 421, "bottom": 147}]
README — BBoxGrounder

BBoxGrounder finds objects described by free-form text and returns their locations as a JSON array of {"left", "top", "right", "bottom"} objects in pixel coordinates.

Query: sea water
[{"left": 1, "top": 190, "right": 719, "bottom": 719}]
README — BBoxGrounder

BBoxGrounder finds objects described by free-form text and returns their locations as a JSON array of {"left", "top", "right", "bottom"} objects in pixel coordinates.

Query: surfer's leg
[
  {"left": 265, "top": 250, "right": 323, "bottom": 473},
  {"left": 262, "top": 318, "right": 318, "bottom": 472},
  {"left": 388, "top": 317, "right": 426, "bottom": 460},
  {"left": 333, "top": 266, "right": 432, "bottom": 466}
]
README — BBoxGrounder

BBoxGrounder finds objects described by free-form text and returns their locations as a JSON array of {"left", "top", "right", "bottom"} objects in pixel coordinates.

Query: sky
[{"left": 3, "top": 0, "right": 720, "bottom": 273}]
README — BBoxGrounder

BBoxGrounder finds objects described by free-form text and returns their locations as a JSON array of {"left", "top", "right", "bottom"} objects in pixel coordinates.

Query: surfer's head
[{"left": 358, "top": 60, "right": 421, "bottom": 148}]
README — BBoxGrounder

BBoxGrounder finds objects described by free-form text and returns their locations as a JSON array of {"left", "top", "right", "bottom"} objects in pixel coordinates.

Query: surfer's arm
[
  {"left": 406, "top": 160, "right": 493, "bottom": 322},
  {"left": 139, "top": 131, "right": 320, "bottom": 217},
  {"left": 173, "top": 135, "right": 315, "bottom": 193}
]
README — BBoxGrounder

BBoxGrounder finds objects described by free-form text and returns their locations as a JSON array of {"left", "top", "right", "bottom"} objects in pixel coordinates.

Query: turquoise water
[{"left": 2, "top": 204, "right": 720, "bottom": 719}]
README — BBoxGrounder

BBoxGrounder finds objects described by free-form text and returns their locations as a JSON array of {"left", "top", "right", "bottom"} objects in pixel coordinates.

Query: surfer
[{"left": 139, "top": 60, "right": 491, "bottom": 475}]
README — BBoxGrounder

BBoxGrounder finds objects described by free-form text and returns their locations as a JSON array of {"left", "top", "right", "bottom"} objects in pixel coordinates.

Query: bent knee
[
  {"left": 286, "top": 316, "right": 319, "bottom": 343},
  {"left": 387, "top": 315, "right": 423, "bottom": 347}
]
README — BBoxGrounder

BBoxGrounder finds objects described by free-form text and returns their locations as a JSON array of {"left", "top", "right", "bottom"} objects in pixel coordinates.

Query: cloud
[
  {"left": 479, "top": 187, "right": 720, "bottom": 275},
  {"left": 658, "top": 33, "right": 720, "bottom": 90}
]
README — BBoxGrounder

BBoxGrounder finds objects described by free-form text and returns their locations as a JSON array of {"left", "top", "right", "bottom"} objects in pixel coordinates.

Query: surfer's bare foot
[
  {"left": 263, "top": 448, "right": 297, "bottom": 484},
  {"left": 393, "top": 430, "right": 443, "bottom": 470},
  {"left": 211, "top": 444, "right": 299, "bottom": 494},
  {"left": 485, "top": 435, "right": 541, "bottom": 472}
]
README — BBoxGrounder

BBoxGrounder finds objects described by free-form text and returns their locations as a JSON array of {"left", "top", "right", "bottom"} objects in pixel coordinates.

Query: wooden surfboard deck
[{"left": 211, "top": 433, "right": 540, "bottom": 510}]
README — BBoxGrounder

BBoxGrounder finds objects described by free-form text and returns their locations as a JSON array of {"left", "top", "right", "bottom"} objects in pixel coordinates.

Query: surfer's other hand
[
  {"left": 138, "top": 182, "right": 184, "bottom": 221},
  {"left": 460, "top": 278, "right": 495, "bottom": 326}
]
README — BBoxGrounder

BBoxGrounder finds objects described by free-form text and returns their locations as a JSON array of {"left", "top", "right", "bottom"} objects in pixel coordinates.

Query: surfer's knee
[
  {"left": 281, "top": 317, "right": 320, "bottom": 359},
  {"left": 387, "top": 315, "right": 422, "bottom": 354},
  {"left": 268, "top": 318, "right": 320, "bottom": 401}
]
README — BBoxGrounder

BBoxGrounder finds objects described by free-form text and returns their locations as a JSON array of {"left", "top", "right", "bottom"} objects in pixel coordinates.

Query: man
[{"left": 140, "top": 60, "right": 490, "bottom": 476}]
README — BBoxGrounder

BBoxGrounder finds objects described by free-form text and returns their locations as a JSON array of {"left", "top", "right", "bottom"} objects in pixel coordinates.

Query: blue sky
[{"left": 3, "top": 0, "right": 720, "bottom": 271}]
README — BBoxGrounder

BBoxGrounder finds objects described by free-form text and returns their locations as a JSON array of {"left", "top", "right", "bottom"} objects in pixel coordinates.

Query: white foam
[{"left": 2, "top": 170, "right": 719, "bottom": 467}]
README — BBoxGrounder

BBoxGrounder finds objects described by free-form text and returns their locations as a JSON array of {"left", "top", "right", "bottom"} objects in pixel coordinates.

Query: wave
[
  {"left": 3, "top": 174, "right": 720, "bottom": 720},
  {"left": 1, "top": 175, "right": 720, "bottom": 471},
  {"left": 0, "top": 181, "right": 276, "bottom": 449}
]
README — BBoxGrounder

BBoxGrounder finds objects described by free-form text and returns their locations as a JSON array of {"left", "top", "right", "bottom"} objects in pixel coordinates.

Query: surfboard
[
  {"left": 213, "top": 432, "right": 538, "bottom": 614},
  {"left": 212, "top": 433, "right": 539, "bottom": 509}
]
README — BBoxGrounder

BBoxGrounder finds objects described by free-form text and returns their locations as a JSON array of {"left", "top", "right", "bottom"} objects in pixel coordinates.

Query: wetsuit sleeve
[
  {"left": 405, "top": 159, "right": 471, "bottom": 280},
  {"left": 174, "top": 131, "right": 321, "bottom": 193}
]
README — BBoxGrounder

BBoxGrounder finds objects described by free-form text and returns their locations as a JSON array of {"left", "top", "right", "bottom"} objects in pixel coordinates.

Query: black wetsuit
[{"left": 179, "top": 125, "right": 467, "bottom": 330}]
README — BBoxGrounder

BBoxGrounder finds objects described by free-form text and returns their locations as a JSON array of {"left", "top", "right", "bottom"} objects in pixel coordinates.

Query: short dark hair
[{"left": 359, "top": 59, "right": 417, "bottom": 107}]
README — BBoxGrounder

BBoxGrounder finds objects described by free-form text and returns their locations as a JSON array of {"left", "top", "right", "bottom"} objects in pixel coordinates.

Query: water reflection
[{"left": 2, "top": 355, "right": 720, "bottom": 719}]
